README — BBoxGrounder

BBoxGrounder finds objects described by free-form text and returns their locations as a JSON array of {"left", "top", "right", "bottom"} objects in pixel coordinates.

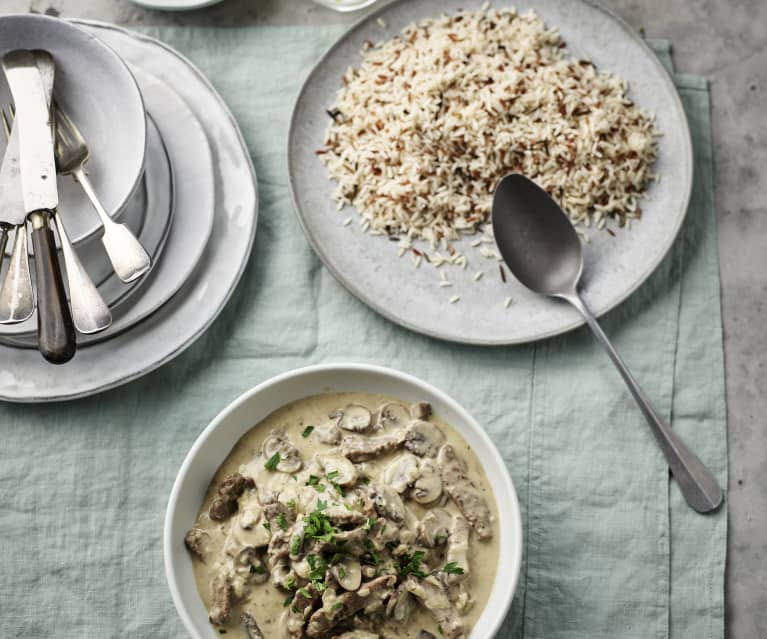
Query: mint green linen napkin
[{"left": 0, "top": 27, "right": 725, "bottom": 639}]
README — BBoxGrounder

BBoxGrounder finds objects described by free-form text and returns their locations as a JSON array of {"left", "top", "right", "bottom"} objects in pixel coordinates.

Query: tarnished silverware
[
  {"left": 0, "top": 110, "right": 34, "bottom": 323},
  {"left": 53, "top": 99, "right": 150, "bottom": 283},
  {"left": 2, "top": 49, "right": 74, "bottom": 362},
  {"left": 33, "top": 51, "right": 111, "bottom": 334}
]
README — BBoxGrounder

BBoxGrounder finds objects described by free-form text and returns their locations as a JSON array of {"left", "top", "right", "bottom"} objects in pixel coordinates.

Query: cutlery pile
[{"left": 0, "top": 49, "right": 150, "bottom": 363}]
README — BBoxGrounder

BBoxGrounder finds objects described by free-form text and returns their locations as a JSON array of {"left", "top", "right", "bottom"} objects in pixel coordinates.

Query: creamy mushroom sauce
[{"left": 186, "top": 393, "right": 499, "bottom": 639}]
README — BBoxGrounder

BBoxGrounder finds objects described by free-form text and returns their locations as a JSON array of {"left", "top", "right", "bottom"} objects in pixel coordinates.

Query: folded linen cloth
[{"left": 0, "top": 26, "right": 725, "bottom": 639}]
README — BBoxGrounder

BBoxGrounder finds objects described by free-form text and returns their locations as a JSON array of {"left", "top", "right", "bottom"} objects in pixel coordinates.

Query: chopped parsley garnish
[
  {"left": 307, "top": 554, "right": 329, "bottom": 591},
  {"left": 363, "top": 517, "right": 377, "bottom": 533},
  {"left": 291, "top": 534, "right": 302, "bottom": 555},
  {"left": 263, "top": 521, "right": 271, "bottom": 531},
  {"left": 398, "top": 550, "right": 427, "bottom": 578},
  {"left": 287, "top": 498, "right": 297, "bottom": 511},
  {"left": 277, "top": 512, "right": 289, "bottom": 531},
  {"left": 362, "top": 540, "right": 381, "bottom": 566},
  {"left": 437, "top": 625, "right": 444, "bottom": 636},
  {"left": 301, "top": 425, "right": 314, "bottom": 438},
  {"left": 283, "top": 594, "right": 294, "bottom": 607},
  {"left": 286, "top": 577, "right": 297, "bottom": 590},
  {"left": 338, "top": 566, "right": 346, "bottom": 579},
  {"left": 332, "top": 602, "right": 344, "bottom": 611},
  {"left": 330, "top": 552, "right": 343, "bottom": 564},
  {"left": 443, "top": 562, "right": 465, "bottom": 575},
  {"left": 316, "top": 499, "right": 327, "bottom": 511},
  {"left": 304, "top": 509, "right": 335, "bottom": 544},
  {"left": 306, "top": 475, "right": 326, "bottom": 492},
  {"left": 326, "top": 470, "right": 340, "bottom": 480},
  {"left": 297, "top": 587, "right": 311, "bottom": 599},
  {"left": 331, "top": 482, "right": 345, "bottom": 497},
  {"left": 264, "top": 452, "right": 281, "bottom": 471},
  {"left": 360, "top": 477, "right": 370, "bottom": 485},
  {"left": 249, "top": 564, "right": 265, "bottom": 574}
]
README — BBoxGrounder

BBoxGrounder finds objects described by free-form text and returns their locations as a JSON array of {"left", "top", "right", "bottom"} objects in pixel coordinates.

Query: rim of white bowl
[{"left": 164, "top": 362, "right": 523, "bottom": 639}]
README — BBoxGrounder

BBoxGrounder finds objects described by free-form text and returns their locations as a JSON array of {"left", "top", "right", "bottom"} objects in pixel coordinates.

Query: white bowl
[
  {"left": 164, "top": 363, "right": 523, "bottom": 639},
  {"left": 0, "top": 14, "right": 147, "bottom": 244}
]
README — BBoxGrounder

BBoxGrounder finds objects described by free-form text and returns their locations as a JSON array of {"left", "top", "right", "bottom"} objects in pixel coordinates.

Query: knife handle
[{"left": 29, "top": 210, "right": 75, "bottom": 364}]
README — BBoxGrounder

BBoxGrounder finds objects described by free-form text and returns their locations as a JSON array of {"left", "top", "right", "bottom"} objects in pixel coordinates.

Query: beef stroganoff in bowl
[{"left": 164, "top": 365, "right": 522, "bottom": 639}]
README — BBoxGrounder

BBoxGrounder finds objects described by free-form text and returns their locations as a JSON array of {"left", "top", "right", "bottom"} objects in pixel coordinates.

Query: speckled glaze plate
[
  {"left": 288, "top": 0, "right": 693, "bottom": 345},
  {"left": 0, "top": 23, "right": 257, "bottom": 402}
]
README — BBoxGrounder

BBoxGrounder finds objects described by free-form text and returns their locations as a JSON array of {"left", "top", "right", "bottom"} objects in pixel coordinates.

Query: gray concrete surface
[{"left": 4, "top": 0, "right": 765, "bottom": 635}]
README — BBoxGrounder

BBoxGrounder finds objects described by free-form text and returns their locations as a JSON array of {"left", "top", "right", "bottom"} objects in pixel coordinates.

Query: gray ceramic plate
[
  {"left": 288, "top": 0, "right": 693, "bottom": 345},
  {"left": 0, "top": 23, "right": 257, "bottom": 402},
  {"left": 0, "top": 14, "right": 147, "bottom": 243}
]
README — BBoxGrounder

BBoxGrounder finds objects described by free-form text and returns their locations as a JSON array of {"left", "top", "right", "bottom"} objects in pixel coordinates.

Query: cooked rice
[{"left": 318, "top": 6, "right": 659, "bottom": 251}]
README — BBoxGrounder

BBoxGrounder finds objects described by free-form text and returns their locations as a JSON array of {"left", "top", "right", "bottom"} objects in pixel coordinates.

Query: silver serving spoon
[{"left": 492, "top": 173, "right": 723, "bottom": 514}]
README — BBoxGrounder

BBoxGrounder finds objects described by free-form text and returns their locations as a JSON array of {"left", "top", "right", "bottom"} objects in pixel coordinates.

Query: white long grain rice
[{"left": 318, "top": 6, "right": 659, "bottom": 252}]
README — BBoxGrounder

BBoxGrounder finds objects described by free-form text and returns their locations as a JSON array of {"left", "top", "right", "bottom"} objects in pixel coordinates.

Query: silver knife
[
  {"left": 34, "top": 50, "right": 111, "bottom": 335},
  {"left": 0, "top": 112, "right": 34, "bottom": 323},
  {"left": 2, "top": 49, "right": 75, "bottom": 363}
]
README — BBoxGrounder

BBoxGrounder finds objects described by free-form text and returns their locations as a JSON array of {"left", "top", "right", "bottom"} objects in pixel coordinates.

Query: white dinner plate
[
  {"left": 129, "top": 0, "right": 224, "bottom": 10},
  {"left": 0, "top": 22, "right": 257, "bottom": 402},
  {"left": 288, "top": 0, "right": 693, "bottom": 345}
]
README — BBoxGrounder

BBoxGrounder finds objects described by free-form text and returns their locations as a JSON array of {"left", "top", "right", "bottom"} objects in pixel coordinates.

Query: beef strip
[
  {"left": 306, "top": 575, "right": 396, "bottom": 638},
  {"left": 209, "top": 473, "right": 255, "bottom": 521},
  {"left": 437, "top": 444, "right": 493, "bottom": 540},
  {"left": 404, "top": 575, "right": 465, "bottom": 639},
  {"left": 341, "top": 433, "right": 405, "bottom": 462},
  {"left": 241, "top": 611, "right": 265, "bottom": 639},
  {"left": 208, "top": 572, "right": 233, "bottom": 626},
  {"left": 184, "top": 527, "right": 208, "bottom": 561}
]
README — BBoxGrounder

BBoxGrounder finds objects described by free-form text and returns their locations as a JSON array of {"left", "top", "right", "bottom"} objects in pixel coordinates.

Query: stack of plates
[{"left": 0, "top": 17, "right": 257, "bottom": 402}]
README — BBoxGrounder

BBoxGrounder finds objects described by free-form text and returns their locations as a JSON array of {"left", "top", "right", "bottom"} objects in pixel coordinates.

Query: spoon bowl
[
  {"left": 492, "top": 174, "right": 583, "bottom": 298},
  {"left": 492, "top": 174, "right": 722, "bottom": 514}
]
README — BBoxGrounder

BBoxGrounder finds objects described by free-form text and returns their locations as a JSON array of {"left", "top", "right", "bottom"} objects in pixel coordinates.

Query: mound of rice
[{"left": 317, "top": 7, "right": 659, "bottom": 251}]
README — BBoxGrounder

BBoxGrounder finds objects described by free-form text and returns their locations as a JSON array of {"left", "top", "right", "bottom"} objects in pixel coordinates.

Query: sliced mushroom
[
  {"left": 262, "top": 430, "right": 303, "bottom": 473},
  {"left": 316, "top": 421, "right": 343, "bottom": 445},
  {"left": 438, "top": 444, "right": 493, "bottom": 540},
  {"left": 404, "top": 575, "right": 464, "bottom": 639},
  {"left": 403, "top": 420, "right": 445, "bottom": 458},
  {"left": 370, "top": 483, "right": 407, "bottom": 523},
  {"left": 332, "top": 404, "right": 373, "bottom": 432},
  {"left": 342, "top": 432, "right": 405, "bottom": 462},
  {"left": 318, "top": 453, "right": 358, "bottom": 486},
  {"left": 241, "top": 611, "right": 265, "bottom": 639},
  {"left": 418, "top": 508, "right": 452, "bottom": 547},
  {"left": 375, "top": 402, "right": 410, "bottom": 430},
  {"left": 412, "top": 458, "right": 442, "bottom": 504},
  {"left": 382, "top": 452, "right": 421, "bottom": 494},
  {"left": 332, "top": 556, "right": 362, "bottom": 591},
  {"left": 184, "top": 528, "right": 208, "bottom": 561},
  {"left": 331, "top": 632, "right": 380, "bottom": 639},
  {"left": 410, "top": 401, "right": 432, "bottom": 420},
  {"left": 444, "top": 515, "right": 470, "bottom": 583},
  {"left": 208, "top": 572, "right": 233, "bottom": 626}
]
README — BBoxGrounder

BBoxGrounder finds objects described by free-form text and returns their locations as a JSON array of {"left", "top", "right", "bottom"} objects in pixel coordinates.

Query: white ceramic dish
[
  {"left": 0, "top": 13, "right": 147, "bottom": 243},
  {"left": 164, "top": 363, "right": 523, "bottom": 639},
  {"left": 288, "top": 0, "right": 693, "bottom": 345},
  {"left": 130, "top": 0, "right": 224, "bottom": 10},
  {"left": 0, "top": 22, "right": 257, "bottom": 402}
]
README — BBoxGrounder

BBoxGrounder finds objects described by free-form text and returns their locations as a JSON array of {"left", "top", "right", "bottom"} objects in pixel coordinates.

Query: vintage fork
[
  {"left": 2, "top": 105, "right": 112, "bottom": 335},
  {"left": 53, "top": 100, "right": 150, "bottom": 283}
]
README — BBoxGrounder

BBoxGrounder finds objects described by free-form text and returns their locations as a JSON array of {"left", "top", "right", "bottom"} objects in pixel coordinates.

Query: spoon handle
[{"left": 565, "top": 292, "right": 723, "bottom": 514}]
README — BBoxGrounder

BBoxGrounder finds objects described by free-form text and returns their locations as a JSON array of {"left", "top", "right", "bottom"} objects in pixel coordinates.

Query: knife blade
[
  {"left": 0, "top": 113, "right": 35, "bottom": 323},
  {"left": 2, "top": 49, "right": 75, "bottom": 363}
]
